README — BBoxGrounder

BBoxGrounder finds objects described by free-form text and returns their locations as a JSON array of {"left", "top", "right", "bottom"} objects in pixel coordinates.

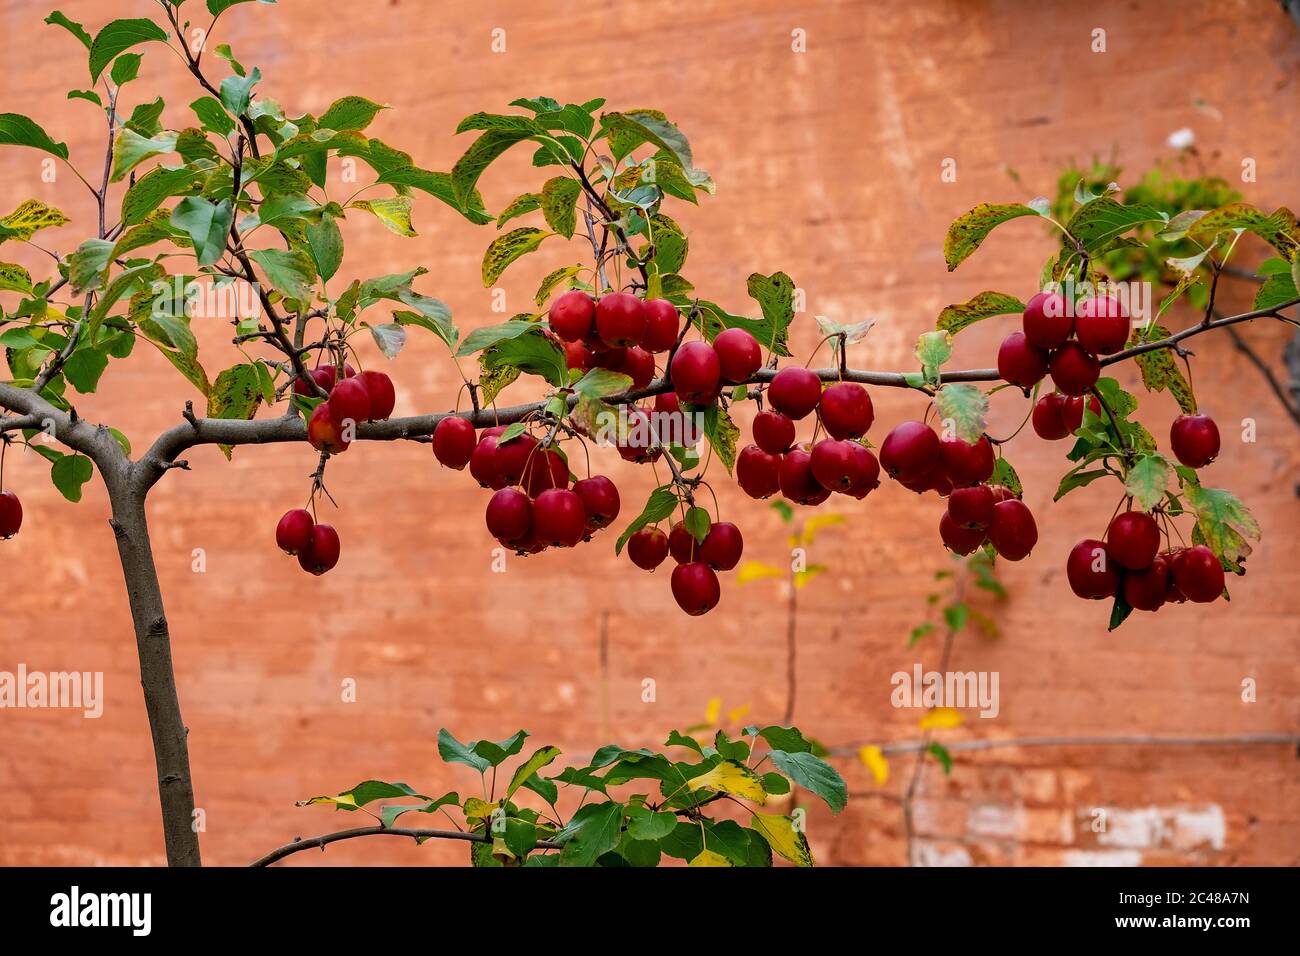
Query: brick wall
[{"left": 0, "top": 0, "right": 1297, "bottom": 866}]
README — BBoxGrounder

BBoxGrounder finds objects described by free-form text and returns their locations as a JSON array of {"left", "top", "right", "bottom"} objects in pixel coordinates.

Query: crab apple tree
[{"left": 0, "top": 0, "right": 1293, "bottom": 869}]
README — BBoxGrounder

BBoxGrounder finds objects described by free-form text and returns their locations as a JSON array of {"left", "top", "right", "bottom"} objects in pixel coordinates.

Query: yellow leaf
[
  {"left": 689, "top": 849, "right": 733, "bottom": 867},
  {"left": 463, "top": 798, "right": 500, "bottom": 825},
  {"left": 727, "top": 704, "right": 751, "bottom": 723},
  {"left": 736, "top": 560, "right": 784, "bottom": 586},
  {"left": 351, "top": 196, "right": 417, "bottom": 237},
  {"left": 688, "top": 759, "right": 767, "bottom": 803},
  {"left": 918, "top": 707, "right": 965, "bottom": 730},
  {"left": 703, "top": 696, "right": 722, "bottom": 725},
  {"left": 794, "top": 564, "right": 827, "bottom": 589},
  {"left": 797, "top": 512, "right": 845, "bottom": 545},
  {"left": 750, "top": 811, "right": 815, "bottom": 866},
  {"left": 858, "top": 745, "right": 889, "bottom": 786},
  {"left": 0, "top": 198, "right": 70, "bottom": 241}
]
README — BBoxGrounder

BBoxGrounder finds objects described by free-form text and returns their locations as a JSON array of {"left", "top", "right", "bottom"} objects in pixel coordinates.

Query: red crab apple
[
  {"left": 432, "top": 417, "right": 476, "bottom": 470},
  {"left": 1106, "top": 511, "right": 1160, "bottom": 570},
  {"left": 1123, "top": 553, "right": 1170, "bottom": 612},
  {"left": 1049, "top": 341, "right": 1101, "bottom": 396},
  {"left": 564, "top": 339, "right": 594, "bottom": 372},
  {"left": 640, "top": 299, "right": 680, "bottom": 353},
  {"left": 713, "top": 328, "right": 762, "bottom": 384},
  {"left": 327, "top": 375, "right": 372, "bottom": 428},
  {"left": 1022, "top": 290, "right": 1073, "bottom": 350},
  {"left": 819, "top": 382, "right": 874, "bottom": 439},
  {"left": 947, "top": 484, "right": 995, "bottom": 530},
  {"left": 767, "top": 367, "right": 822, "bottom": 420},
  {"left": 522, "top": 448, "right": 569, "bottom": 497},
  {"left": 294, "top": 362, "right": 355, "bottom": 397},
  {"left": 671, "top": 562, "right": 721, "bottom": 616},
  {"left": 616, "top": 408, "right": 662, "bottom": 463},
  {"left": 669, "top": 341, "right": 721, "bottom": 403},
  {"left": 627, "top": 526, "right": 669, "bottom": 570},
  {"left": 1171, "top": 544, "right": 1225, "bottom": 603},
  {"left": 737, "top": 444, "right": 782, "bottom": 499},
  {"left": 1075, "top": 294, "right": 1129, "bottom": 355},
  {"left": 1170, "top": 414, "right": 1220, "bottom": 468},
  {"left": 493, "top": 433, "right": 539, "bottom": 486},
  {"left": 810, "top": 438, "right": 861, "bottom": 492},
  {"left": 845, "top": 444, "right": 881, "bottom": 498},
  {"left": 573, "top": 476, "right": 620, "bottom": 532},
  {"left": 939, "top": 434, "right": 994, "bottom": 487},
  {"left": 700, "top": 521, "right": 744, "bottom": 571},
  {"left": 997, "top": 331, "right": 1049, "bottom": 388},
  {"left": 753, "top": 410, "right": 796, "bottom": 454},
  {"left": 357, "top": 370, "right": 395, "bottom": 421},
  {"left": 1066, "top": 539, "right": 1119, "bottom": 599},
  {"left": 307, "top": 403, "right": 350, "bottom": 453},
  {"left": 1032, "top": 392, "right": 1083, "bottom": 441},
  {"left": 668, "top": 521, "right": 700, "bottom": 564},
  {"left": 297, "top": 524, "right": 340, "bottom": 575},
  {"left": 939, "top": 512, "right": 986, "bottom": 555},
  {"left": 779, "top": 447, "right": 832, "bottom": 505},
  {"left": 987, "top": 498, "right": 1037, "bottom": 561},
  {"left": 548, "top": 290, "right": 595, "bottom": 342},
  {"left": 620, "top": 346, "right": 656, "bottom": 390},
  {"left": 596, "top": 292, "right": 647, "bottom": 348},
  {"left": 0, "top": 491, "right": 22, "bottom": 539},
  {"left": 879, "top": 420, "right": 940, "bottom": 481},
  {"left": 485, "top": 487, "right": 532, "bottom": 545},
  {"left": 469, "top": 432, "right": 507, "bottom": 489},
  {"left": 275, "top": 508, "right": 314, "bottom": 555},
  {"left": 531, "top": 488, "right": 586, "bottom": 547}
]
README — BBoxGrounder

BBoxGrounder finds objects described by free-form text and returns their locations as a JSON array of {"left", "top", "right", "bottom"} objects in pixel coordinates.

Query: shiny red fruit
[
  {"left": 879, "top": 420, "right": 940, "bottom": 481},
  {"left": 997, "top": 331, "right": 1049, "bottom": 388},
  {"left": 668, "top": 521, "right": 701, "bottom": 564},
  {"left": 294, "top": 362, "right": 355, "bottom": 397},
  {"left": 1170, "top": 414, "right": 1220, "bottom": 468},
  {"left": 810, "top": 439, "right": 860, "bottom": 492},
  {"left": 327, "top": 376, "right": 371, "bottom": 429},
  {"left": 1032, "top": 393, "right": 1082, "bottom": 441},
  {"left": 700, "top": 521, "right": 744, "bottom": 571},
  {"left": 564, "top": 339, "right": 594, "bottom": 372},
  {"left": 1066, "top": 539, "right": 1119, "bottom": 600},
  {"left": 616, "top": 408, "right": 662, "bottom": 464},
  {"left": 947, "top": 484, "right": 995, "bottom": 529},
  {"left": 432, "top": 417, "right": 476, "bottom": 470},
  {"left": 669, "top": 341, "right": 721, "bottom": 403},
  {"left": 522, "top": 448, "right": 569, "bottom": 497},
  {"left": 573, "top": 476, "right": 620, "bottom": 532},
  {"left": 1106, "top": 511, "right": 1160, "bottom": 570},
  {"left": 753, "top": 410, "right": 795, "bottom": 454},
  {"left": 1022, "top": 290, "right": 1073, "bottom": 350},
  {"left": 767, "top": 367, "right": 822, "bottom": 420},
  {"left": 819, "top": 382, "right": 874, "bottom": 440},
  {"left": 713, "top": 328, "right": 762, "bottom": 383},
  {"left": 275, "top": 508, "right": 314, "bottom": 555},
  {"left": 0, "top": 491, "right": 22, "bottom": 539},
  {"left": 1171, "top": 545, "right": 1225, "bottom": 603},
  {"left": 987, "top": 498, "right": 1037, "bottom": 561},
  {"left": 1075, "top": 294, "right": 1129, "bottom": 355},
  {"left": 486, "top": 487, "right": 532, "bottom": 545},
  {"left": 939, "top": 434, "right": 994, "bottom": 487},
  {"left": 470, "top": 434, "right": 506, "bottom": 489},
  {"left": 307, "top": 403, "right": 350, "bottom": 453},
  {"left": 549, "top": 290, "right": 596, "bottom": 342},
  {"left": 531, "top": 488, "right": 586, "bottom": 547},
  {"left": 737, "top": 444, "right": 782, "bottom": 499},
  {"left": 620, "top": 346, "right": 656, "bottom": 390},
  {"left": 1049, "top": 341, "right": 1101, "bottom": 396},
  {"left": 845, "top": 444, "right": 881, "bottom": 499},
  {"left": 627, "top": 526, "right": 669, "bottom": 570},
  {"left": 671, "top": 562, "right": 721, "bottom": 616},
  {"left": 298, "top": 523, "right": 340, "bottom": 575},
  {"left": 494, "top": 433, "right": 539, "bottom": 486},
  {"left": 779, "top": 447, "right": 832, "bottom": 505},
  {"left": 596, "top": 292, "right": 647, "bottom": 348},
  {"left": 1123, "top": 553, "right": 1170, "bottom": 612},
  {"left": 641, "top": 299, "right": 680, "bottom": 353},
  {"left": 357, "top": 370, "right": 395, "bottom": 421},
  {"left": 939, "top": 512, "right": 986, "bottom": 555}
]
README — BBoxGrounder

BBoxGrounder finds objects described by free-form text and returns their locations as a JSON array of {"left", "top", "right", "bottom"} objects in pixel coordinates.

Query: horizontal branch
[
  {"left": 249, "top": 824, "right": 560, "bottom": 867},
  {"left": 829, "top": 731, "right": 1300, "bottom": 758},
  {"left": 0, "top": 383, "right": 129, "bottom": 485}
]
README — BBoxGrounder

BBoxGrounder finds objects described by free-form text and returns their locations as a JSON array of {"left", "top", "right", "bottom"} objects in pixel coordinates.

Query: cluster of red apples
[{"left": 997, "top": 290, "right": 1128, "bottom": 396}]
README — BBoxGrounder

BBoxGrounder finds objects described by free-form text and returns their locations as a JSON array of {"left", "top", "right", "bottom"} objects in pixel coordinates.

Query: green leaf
[
  {"left": 110, "top": 128, "right": 177, "bottom": 183},
  {"left": 743, "top": 271, "right": 795, "bottom": 355},
  {"left": 601, "top": 110, "right": 692, "bottom": 167},
  {"left": 944, "top": 202, "right": 1037, "bottom": 271},
  {"left": 0, "top": 262, "right": 34, "bottom": 294},
  {"left": 1190, "top": 202, "right": 1300, "bottom": 261},
  {"left": 125, "top": 97, "right": 166, "bottom": 137},
  {"left": 249, "top": 247, "right": 316, "bottom": 302},
  {"left": 496, "top": 192, "right": 541, "bottom": 228},
  {"left": 67, "top": 90, "right": 103, "bottom": 107},
  {"left": 190, "top": 96, "right": 236, "bottom": 136},
  {"left": 1130, "top": 325, "right": 1196, "bottom": 414},
  {"left": 1063, "top": 197, "right": 1166, "bottom": 255},
  {"left": 437, "top": 728, "right": 491, "bottom": 774},
  {"left": 64, "top": 348, "right": 109, "bottom": 394},
  {"left": 471, "top": 730, "right": 529, "bottom": 767},
  {"left": 572, "top": 366, "right": 632, "bottom": 400},
  {"left": 767, "top": 750, "right": 846, "bottom": 813},
  {"left": 378, "top": 791, "right": 459, "bottom": 829},
  {"left": 684, "top": 505, "right": 711, "bottom": 543},
  {"left": 1108, "top": 594, "right": 1133, "bottom": 631},
  {"left": 219, "top": 67, "right": 262, "bottom": 117},
  {"left": 615, "top": 485, "right": 677, "bottom": 555},
  {"left": 540, "top": 176, "right": 581, "bottom": 238},
  {"left": 1253, "top": 260, "right": 1299, "bottom": 312},
  {"left": 502, "top": 818, "right": 537, "bottom": 859},
  {"left": 365, "top": 322, "right": 405, "bottom": 359},
  {"left": 206, "top": 363, "right": 264, "bottom": 458},
  {"left": 351, "top": 196, "right": 416, "bottom": 237},
  {"left": 376, "top": 165, "right": 493, "bottom": 226},
  {"left": 451, "top": 127, "right": 543, "bottom": 211},
  {"left": 557, "top": 801, "right": 623, "bottom": 868},
  {"left": 0, "top": 113, "right": 69, "bottom": 160},
  {"left": 927, "top": 742, "right": 954, "bottom": 775},
  {"left": 170, "top": 197, "right": 233, "bottom": 267},
  {"left": 933, "top": 383, "right": 988, "bottom": 443},
  {"left": 318, "top": 95, "right": 387, "bottom": 132},
  {"left": 65, "top": 239, "right": 114, "bottom": 293},
  {"left": 479, "top": 326, "right": 566, "bottom": 386},
  {"left": 303, "top": 212, "right": 343, "bottom": 282},
  {"left": 1124, "top": 454, "right": 1172, "bottom": 513},
  {"left": 914, "top": 329, "right": 953, "bottom": 385},
  {"left": 751, "top": 725, "right": 816, "bottom": 754},
  {"left": 296, "top": 779, "right": 426, "bottom": 811},
  {"left": 110, "top": 53, "right": 142, "bottom": 86},
  {"left": 393, "top": 289, "right": 457, "bottom": 350},
  {"left": 937, "top": 291, "right": 1025, "bottom": 334},
  {"left": 122, "top": 165, "right": 202, "bottom": 226},
  {"left": 1053, "top": 466, "right": 1110, "bottom": 502},
  {"left": 1184, "top": 485, "right": 1260, "bottom": 573},
  {"left": 625, "top": 807, "right": 677, "bottom": 842},
  {"left": 482, "top": 227, "right": 553, "bottom": 286},
  {"left": 45, "top": 10, "right": 93, "bottom": 49},
  {"left": 505, "top": 745, "right": 562, "bottom": 799},
  {"left": 88, "top": 18, "right": 169, "bottom": 83},
  {"left": 650, "top": 213, "right": 688, "bottom": 274},
  {"left": 51, "top": 454, "right": 93, "bottom": 502},
  {"left": 989, "top": 457, "right": 1022, "bottom": 496}
]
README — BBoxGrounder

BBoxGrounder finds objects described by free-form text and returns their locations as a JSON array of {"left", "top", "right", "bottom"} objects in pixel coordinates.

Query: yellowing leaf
[
  {"left": 794, "top": 564, "right": 827, "bottom": 589},
  {"left": 689, "top": 759, "right": 767, "bottom": 803},
  {"left": 352, "top": 196, "right": 417, "bottom": 237},
  {"left": 750, "top": 811, "right": 815, "bottom": 866},
  {"left": 919, "top": 707, "right": 964, "bottom": 731},
  {"left": 727, "top": 704, "right": 751, "bottom": 723},
  {"left": 736, "top": 561, "right": 784, "bottom": 586},
  {"left": 0, "top": 198, "right": 69, "bottom": 241},
  {"left": 689, "top": 849, "right": 733, "bottom": 867},
  {"left": 797, "top": 512, "right": 845, "bottom": 546},
  {"left": 703, "top": 696, "right": 722, "bottom": 725},
  {"left": 858, "top": 745, "right": 889, "bottom": 786}
]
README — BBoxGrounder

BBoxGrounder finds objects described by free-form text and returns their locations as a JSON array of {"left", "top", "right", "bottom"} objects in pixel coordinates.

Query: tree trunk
[{"left": 109, "top": 490, "right": 202, "bottom": 866}]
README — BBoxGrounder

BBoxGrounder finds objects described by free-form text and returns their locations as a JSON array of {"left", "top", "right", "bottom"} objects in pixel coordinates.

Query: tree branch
[{"left": 249, "top": 825, "right": 561, "bottom": 867}]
